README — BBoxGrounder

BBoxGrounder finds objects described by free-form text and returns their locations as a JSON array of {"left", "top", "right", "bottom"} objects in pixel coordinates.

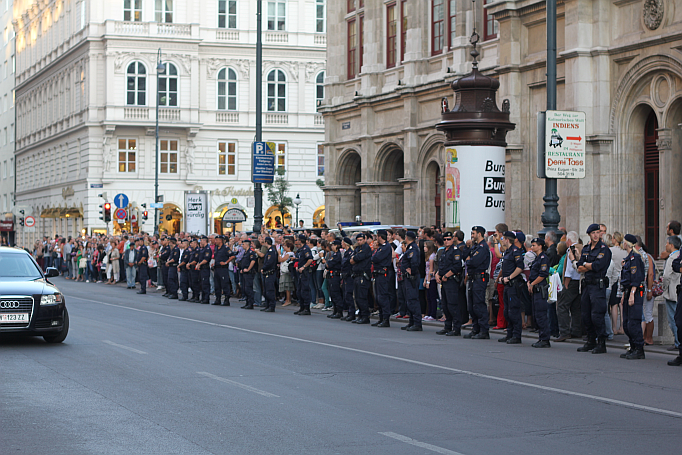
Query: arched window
[
  {"left": 316, "top": 71, "right": 325, "bottom": 105},
  {"left": 158, "top": 62, "right": 178, "bottom": 107},
  {"left": 126, "top": 62, "right": 146, "bottom": 106},
  {"left": 267, "top": 69, "right": 286, "bottom": 112},
  {"left": 217, "top": 68, "right": 237, "bottom": 110}
]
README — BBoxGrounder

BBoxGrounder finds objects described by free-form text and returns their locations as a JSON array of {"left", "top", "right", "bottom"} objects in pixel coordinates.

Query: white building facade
[
  {"left": 13, "top": 0, "right": 326, "bottom": 240},
  {"left": 0, "top": 0, "right": 15, "bottom": 244}
]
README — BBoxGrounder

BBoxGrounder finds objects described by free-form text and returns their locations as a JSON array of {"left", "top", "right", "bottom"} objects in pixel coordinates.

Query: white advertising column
[{"left": 445, "top": 145, "right": 506, "bottom": 232}]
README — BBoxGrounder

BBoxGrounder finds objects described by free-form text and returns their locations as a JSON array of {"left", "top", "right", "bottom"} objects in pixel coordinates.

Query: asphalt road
[{"left": 2, "top": 277, "right": 681, "bottom": 455}]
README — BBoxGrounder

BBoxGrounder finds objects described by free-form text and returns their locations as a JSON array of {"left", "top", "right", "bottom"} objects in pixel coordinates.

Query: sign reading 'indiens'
[{"left": 545, "top": 110, "right": 586, "bottom": 179}]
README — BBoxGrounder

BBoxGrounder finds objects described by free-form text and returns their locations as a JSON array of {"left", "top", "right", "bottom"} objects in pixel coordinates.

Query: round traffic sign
[
  {"left": 115, "top": 208, "right": 127, "bottom": 220},
  {"left": 24, "top": 216, "right": 36, "bottom": 228},
  {"left": 230, "top": 198, "right": 238, "bottom": 204}
]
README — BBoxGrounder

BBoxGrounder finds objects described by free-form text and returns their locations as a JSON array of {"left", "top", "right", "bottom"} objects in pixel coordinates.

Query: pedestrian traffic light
[
  {"left": 143, "top": 210, "right": 148, "bottom": 221},
  {"left": 103, "top": 202, "right": 112, "bottom": 223},
  {"left": 19, "top": 217, "right": 24, "bottom": 226}
]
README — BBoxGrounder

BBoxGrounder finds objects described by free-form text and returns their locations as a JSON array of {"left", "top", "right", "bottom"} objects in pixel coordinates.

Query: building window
[
  {"left": 267, "top": 69, "right": 286, "bottom": 112},
  {"left": 126, "top": 62, "right": 146, "bottom": 106},
  {"left": 359, "top": 15, "right": 364, "bottom": 72},
  {"left": 386, "top": 2, "right": 397, "bottom": 68},
  {"left": 158, "top": 62, "right": 178, "bottom": 107},
  {"left": 448, "top": 0, "right": 456, "bottom": 48},
  {"left": 274, "top": 142, "right": 287, "bottom": 172},
  {"left": 160, "top": 139, "right": 178, "bottom": 174},
  {"left": 316, "top": 71, "right": 325, "bottom": 105},
  {"left": 118, "top": 139, "right": 137, "bottom": 173},
  {"left": 347, "top": 19, "right": 357, "bottom": 79},
  {"left": 316, "top": 0, "right": 325, "bottom": 33},
  {"left": 484, "top": 0, "right": 498, "bottom": 41},
  {"left": 432, "top": 0, "right": 444, "bottom": 56},
  {"left": 218, "top": 0, "right": 237, "bottom": 29},
  {"left": 217, "top": 68, "right": 237, "bottom": 110},
  {"left": 124, "top": 0, "right": 142, "bottom": 21},
  {"left": 267, "top": 0, "right": 286, "bottom": 31},
  {"left": 9, "top": 158, "right": 12, "bottom": 176},
  {"left": 218, "top": 141, "right": 236, "bottom": 175},
  {"left": 155, "top": 0, "right": 173, "bottom": 23},
  {"left": 401, "top": 0, "right": 407, "bottom": 63},
  {"left": 2, "top": 161, "right": 6, "bottom": 178},
  {"left": 317, "top": 144, "right": 324, "bottom": 177},
  {"left": 347, "top": 0, "right": 355, "bottom": 13}
]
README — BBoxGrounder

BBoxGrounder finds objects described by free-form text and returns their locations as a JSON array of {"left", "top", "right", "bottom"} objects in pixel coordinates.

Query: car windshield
[{"left": 0, "top": 252, "right": 43, "bottom": 279}]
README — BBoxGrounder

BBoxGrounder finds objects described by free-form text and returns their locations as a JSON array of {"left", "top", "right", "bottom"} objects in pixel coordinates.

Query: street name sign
[
  {"left": 544, "top": 110, "right": 586, "bottom": 178},
  {"left": 252, "top": 142, "right": 275, "bottom": 184}
]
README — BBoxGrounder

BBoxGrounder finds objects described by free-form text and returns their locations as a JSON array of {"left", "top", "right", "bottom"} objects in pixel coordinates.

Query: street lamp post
[
  {"left": 293, "top": 193, "right": 302, "bottom": 227},
  {"left": 154, "top": 49, "right": 165, "bottom": 235}
]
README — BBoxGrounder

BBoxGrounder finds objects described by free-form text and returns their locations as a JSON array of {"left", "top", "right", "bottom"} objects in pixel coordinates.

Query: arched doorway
[
  {"left": 375, "top": 147, "right": 404, "bottom": 224},
  {"left": 313, "top": 205, "right": 325, "bottom": 227},
  {"left": 337, "top": 151, "right": 362, "bottom": 219},
  {"left": 264, "top": 205, "right": 292, "bottom": 229},
  {"left": 213, "top": 205, "right": 245, "bottom": 234},
  {"left": 160, "top": 203, "right": 183, "bottom": 235},
  {"left": 425, "top": 161, "right": 441, "bottom": 228},
  {"left": 644, "top": 111, "right": 659, "bottom": 256}
]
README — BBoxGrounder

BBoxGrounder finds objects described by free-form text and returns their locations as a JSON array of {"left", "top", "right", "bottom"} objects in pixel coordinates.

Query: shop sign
[{"left": 185, "top": 191, "right": 209, "bottom": 236}]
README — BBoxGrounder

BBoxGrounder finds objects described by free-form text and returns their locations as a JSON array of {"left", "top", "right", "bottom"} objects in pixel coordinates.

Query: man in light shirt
[{"left": 554, "top": 231, "right": 583, "bottom": 342}]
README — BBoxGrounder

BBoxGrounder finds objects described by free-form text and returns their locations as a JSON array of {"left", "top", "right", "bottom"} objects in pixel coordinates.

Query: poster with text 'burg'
[{"left": 545, "top": 110, "right": 586, "bottom": 178}]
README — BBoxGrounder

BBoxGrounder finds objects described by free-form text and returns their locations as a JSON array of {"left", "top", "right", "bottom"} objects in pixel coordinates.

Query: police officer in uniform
[
  {"left": 178, "top": 239, "right": 192, "bottom": 301},
  {"left": 400, "top": 231, "right": 422, "bottom": 331},
  {"left": 213, "top": 235, "right": 233, "bottom": 306},
  {"left": 188, "top": 238, "right": 201, "bottom": 302},
  {"left": 498, "top": 231, "right": 524, "bottom": 344},
  {"left": 350, "top": 233, "right": 372, "bottom": 324},
  {"left": 436, "top": 231, "right": 463, "bottom": 336},
  {"left": 325, "top": 239, "right": 344, "bottom": 319},
  {"left": 576, "top": 223, "right": 613, "bottom": 354},
  {"left": 135, "top": 238, "right": 149, "bottom": 294},
  {"left": 196, "top": 236, "right": 212, "bottom": 304},
  {"left": 528, "top": 238, "right": 551, "bottom": 348},
  {"left": 294, "top": 235, "right": 313, "bottom": 315},
  {"left": 620, "top": 233, "right": 646, "bottom": 360},
  {"left": 341, "top": 237, "right": 355, "bottom": 321},
  {"left": 371, "top": 230, "right": 393, "bottom": 327},
  {"left": 669, "top": 248, "right": 682, "bottom": 366},
  {"left": 464, "top": 226, "right": 491, "bottom": 339},
  {"left": 159, "top": 237, "right": 170, "bottom": 296},
  {"left": 239, "top": 239, "right": 257, "bottom": 309},
  {"left": 165, "top": 238, "right": 180, "bottom": 299},
  {"left": 259, "top": 237, "right": 278, "bottom": 312}
]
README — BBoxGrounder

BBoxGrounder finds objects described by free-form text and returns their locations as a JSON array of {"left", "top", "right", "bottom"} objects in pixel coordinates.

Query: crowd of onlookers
[{"left": 21, "top": 219, "right": 682, "bottom": 354}]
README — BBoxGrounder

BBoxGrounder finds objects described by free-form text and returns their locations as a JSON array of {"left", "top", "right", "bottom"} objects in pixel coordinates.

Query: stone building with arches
[
  {"left": 12, "top": 0, "right": 326, "bottom": 241},
  {"left": 321, "top": 0, "right": 681, "bottom": 255}
]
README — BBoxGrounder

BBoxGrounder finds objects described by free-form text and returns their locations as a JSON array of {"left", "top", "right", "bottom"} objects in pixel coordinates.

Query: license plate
[{"left": 0, "top": 313, "right": 29, "bottom": 323}]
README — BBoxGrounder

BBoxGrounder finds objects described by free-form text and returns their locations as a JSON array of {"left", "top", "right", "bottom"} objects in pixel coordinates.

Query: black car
[{"left": 0, "top": 246, "right": 69, "bottom": 343}]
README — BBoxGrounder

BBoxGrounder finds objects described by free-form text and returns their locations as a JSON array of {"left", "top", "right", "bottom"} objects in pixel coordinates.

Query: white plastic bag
[{"left": 548, "top": 273, "right": 563, "bottom": 303}]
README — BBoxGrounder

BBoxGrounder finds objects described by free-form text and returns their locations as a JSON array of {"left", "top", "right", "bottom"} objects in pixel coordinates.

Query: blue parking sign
[{"left": 252, "top": 142, "right": 275, "bottom": 184}]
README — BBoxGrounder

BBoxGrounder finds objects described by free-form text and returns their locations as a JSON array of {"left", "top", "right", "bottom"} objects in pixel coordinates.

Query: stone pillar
[{"left": 657, "top": 127, "right": 673, "bottom": 251}]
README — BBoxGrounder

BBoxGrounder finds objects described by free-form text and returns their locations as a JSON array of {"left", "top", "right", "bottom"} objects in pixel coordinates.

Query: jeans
[
  {"left": 666, "top": 299, "right": 680, "bottom": 347},
  {"left": 604, "top": 289, "right": 614, "bottom": 339},
  {"left": 85, "top": 261, "right": 93, "bottom": 281},
  {"left": 229, "top": 270, "right": 238, "bottom": 294},
  {"left": 322, "top": 278, "right": 330, "bottom": 308},
  {"left": 210, "top": 269, "right": 215, "bottom": 294},
  {"left": 254, "top": 272, "right": 263, "bottom": 305},
  {"left": 125, "top": 265, "right": 137, "bottom": 287}
]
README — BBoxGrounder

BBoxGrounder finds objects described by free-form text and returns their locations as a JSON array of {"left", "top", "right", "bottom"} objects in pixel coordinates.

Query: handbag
[
  {"left": 651, "top": 277, "right": 664, "bottom": 297},
  {"left": 79, "top": 258, "right": 87, "bottom": 268},
  {"left": 548, "top": 273, "right": 563, "bottom": 303}
]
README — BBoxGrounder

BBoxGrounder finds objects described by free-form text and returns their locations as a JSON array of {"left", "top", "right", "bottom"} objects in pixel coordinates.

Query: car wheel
[{"left": 43, "top": 308, "right": 69, "bottom": 344}]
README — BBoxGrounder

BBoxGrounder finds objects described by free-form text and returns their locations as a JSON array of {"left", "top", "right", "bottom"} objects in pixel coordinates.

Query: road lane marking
[
  {"left": 379, "top": 432, "right": 465, "bottom": 455},
  {"left": 197, "top": 372, "right": 279, "bottom": 398},
  {"left": 103, "top": 340, "right": 147, "bottom": 355},
  {"left": 70, "top": 296, "right": 682, "bottom": 419}
]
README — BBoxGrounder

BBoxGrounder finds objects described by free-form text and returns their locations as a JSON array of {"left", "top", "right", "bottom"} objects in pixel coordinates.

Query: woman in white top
[{"left": 609, "top": 232, "right": 628, "bottom": 335}]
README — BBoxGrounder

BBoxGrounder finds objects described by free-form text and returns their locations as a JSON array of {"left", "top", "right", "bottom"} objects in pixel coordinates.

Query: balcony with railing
[{"left": 104, "top": 21, "right": 199, "bottom": 39}]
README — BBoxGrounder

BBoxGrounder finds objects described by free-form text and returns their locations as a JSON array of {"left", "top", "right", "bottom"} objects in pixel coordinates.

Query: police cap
[
  {"left": 472, "top": 226, "right": 486, "bottom": 235},
  {"left": 405, "top": 231, "right": 417, "bottom": 240},
  {"left": 586, "top": 223, "right": 600, "bottom": 234},
  {"left": 624, "top": 233, "right": 638, "bottom": 245},
  {"left": 342, "top": 237, "right": 353, "bottom": 246},
  {"left": 443, "top": 231, "right": 453, "bottom": 240},
  {"left": 531, "top": 237, "right": 545, "bottom": 246},
  {"left": 377, "top": 229, "right": 388, "bottom": 240},
  {"left": 169, "top": 237, "right": 177, "bottom": 243},
  {"left": 515, "top": 231, "right": 526, "bottom": 244},
  {"left": 356, "top": 233, "right": 366, "bottom": 239},
  {"left": 333, "top": 239, "right": 342, "bottom": 246},
  {"left": 298, "top": 234, "right": 307, "bottom": 242},
  {"left": 503, "top": 231, "right": 516, "bottom": 240}
]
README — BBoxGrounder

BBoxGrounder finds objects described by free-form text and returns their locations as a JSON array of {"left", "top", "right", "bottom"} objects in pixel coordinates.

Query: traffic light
[
  {"left": 141, "top": 203, "right": 147, "bottom": 209},
  {"left": 143, "top": 211, "right": 148, "bottom": 221},
  {"left": 104, "top": 202, "right": 112, "bottom": 223},
  {"left": 19, "top": 217, "right": 24, "bottom": 226}
]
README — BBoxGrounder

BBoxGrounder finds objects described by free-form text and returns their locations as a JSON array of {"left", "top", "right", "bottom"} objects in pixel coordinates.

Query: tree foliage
[{"left": 265, "top": 168, "right": 292, "bottom": 216}]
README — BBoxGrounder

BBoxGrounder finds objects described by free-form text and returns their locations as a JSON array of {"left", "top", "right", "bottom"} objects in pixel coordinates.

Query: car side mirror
[{"left": 45, "top": 267, "right": 59, "bottom": 278}]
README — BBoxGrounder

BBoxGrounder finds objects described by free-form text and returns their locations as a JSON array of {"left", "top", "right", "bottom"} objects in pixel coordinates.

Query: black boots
[
  {"left": 577, "top": 339, "right": 597, "bottom": 352},
  {"left": 591, "top": 337, "right": 607, "bottom": 354},
  {"left": 625, "top": 346, "right": 645, "bottom": 360}
]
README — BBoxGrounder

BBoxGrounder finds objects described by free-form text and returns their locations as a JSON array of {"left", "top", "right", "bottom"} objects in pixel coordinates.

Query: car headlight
[{"left": 40, "top": 294, "right": 63, "bottom": 306}]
